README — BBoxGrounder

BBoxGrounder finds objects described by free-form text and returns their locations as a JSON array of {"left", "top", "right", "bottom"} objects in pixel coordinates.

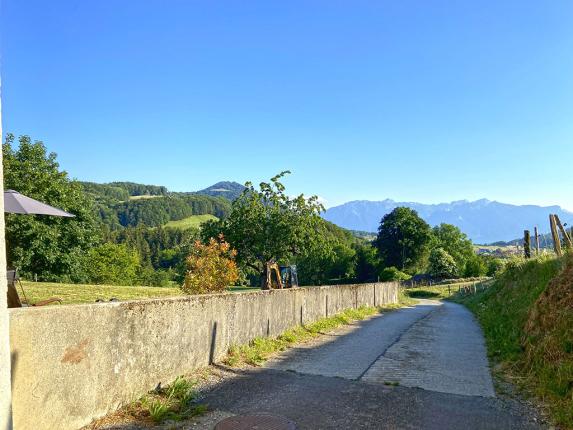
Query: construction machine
[{"left": 263, "top": 262, "right": 299, "bottom": 290}]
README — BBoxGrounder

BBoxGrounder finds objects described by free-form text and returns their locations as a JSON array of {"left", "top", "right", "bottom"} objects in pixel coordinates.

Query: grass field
[
  {"left": 19, "top": 281, "right": 183, "bottom": 305},
  {"left": 164, "top": 214, "right": 218, "bottom": 230},
  {"left": 19, "top": 281, "right": 261, "bottom": 305},
  {"left": 128, "top": 195, "right": 162, "bottom": 201}
]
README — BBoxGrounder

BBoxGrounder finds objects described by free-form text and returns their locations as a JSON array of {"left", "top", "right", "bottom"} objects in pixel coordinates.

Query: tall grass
[{"left": 458, "top": 255, "right": 573, "bottom": 428}]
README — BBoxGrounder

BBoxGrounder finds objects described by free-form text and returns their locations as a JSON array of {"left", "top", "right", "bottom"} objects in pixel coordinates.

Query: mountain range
[{"left": 322, "top": 199, "right": 573, "bottom": 244}]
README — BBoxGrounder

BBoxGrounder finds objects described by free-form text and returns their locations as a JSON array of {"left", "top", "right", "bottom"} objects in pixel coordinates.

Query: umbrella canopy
[{"left": 3, "top": 190, "right": 75, "bottom": 217}]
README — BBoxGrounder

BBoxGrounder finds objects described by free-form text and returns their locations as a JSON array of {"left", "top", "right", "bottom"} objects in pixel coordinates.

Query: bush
[
  {"left": 428, "top": 248, "right": 458, "bottom": 279},
  {"left": 379, "top": 266, "right": 411, "bottom": 282},
  {"left": 86, "top": 243, "right": 140, "bottom": 285},
  {"left": 463, "top": 254, "right": 488, "bottom": 277},
  {"left": 182, "top": 235, "right": 239, "bottom": 294}
]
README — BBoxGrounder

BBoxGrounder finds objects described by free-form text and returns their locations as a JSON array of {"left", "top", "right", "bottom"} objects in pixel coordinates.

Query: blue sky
[{"left": 2, "top": 1, "right": 573, "bottom": 209}]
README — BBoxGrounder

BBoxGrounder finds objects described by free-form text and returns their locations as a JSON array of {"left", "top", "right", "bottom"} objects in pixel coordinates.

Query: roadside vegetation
[
  {"left": 86, "top": 375, "right": 207, "bottom": 427},
  {"left": 457, "top": 254, "right": 573, "bottom": 429},
  {"left": 224, "top": 302, "right": 408, "bottom": 367}
]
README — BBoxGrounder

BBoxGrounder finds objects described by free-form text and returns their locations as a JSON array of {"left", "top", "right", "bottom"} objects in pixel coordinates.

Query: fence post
[
  {"left": 534, "top": 226, "right": 540, "bottom": 255},
  {"left": 550, "top": 214, "right": 562, "bottom": 256},
  {"left": 554, "top": 215, "right": 573, "bottom": 249},
  {"left": 524, "top": 230, "right": 531, "bottom": 259}
]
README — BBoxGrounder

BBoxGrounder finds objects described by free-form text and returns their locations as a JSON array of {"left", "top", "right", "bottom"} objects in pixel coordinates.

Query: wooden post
[
  {"left": 524, "top": 230, "right": 531, "bottom": 259},
  {"left": 550, "top": 214, "right": 562, "bottom": 256},
  {"left": 554, "top": 215, "right": 573, "bottom": 249},
  {"left": 534, "top": 226, "right": 540, "bottom": 255}
]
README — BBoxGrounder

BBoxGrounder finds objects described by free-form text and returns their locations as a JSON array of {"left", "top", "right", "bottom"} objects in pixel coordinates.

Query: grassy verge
[
  {"left": 456, "top": 255, "right": 573, "bottom": 428},
  {"left": 224, "top": 301, "right": 407, "bottom": 367}
]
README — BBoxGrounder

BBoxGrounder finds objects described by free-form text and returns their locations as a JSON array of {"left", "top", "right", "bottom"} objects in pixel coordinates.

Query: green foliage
[
  {"left": 375, "top": 207, "right": 432, "bottom": 274},
  {"left": 139, "top": 376, "right": 205, "bottom": 424},
  {"left": 3, "top": 134, "right": 101, "bottom": 281},
  {"left": 463, "top": 254, "right": 488, "bottom": 277},
  {"left": 165, "top": 214, "right": 219, "bottom": 230},
  {"left": 203, "top": 172, "right": 328, "bottom": 281},
  {"left": 295, "top": 221, "right": 358, "bottom": 285},
  {"left": 432, "top": 223, "right": 474, "bottom": 273},
  {"left": 115, "top": 195, "right": 230, "bottom": 228},
  {"left": 81, "top": 182, "right": 130, "bottom": 201},
  {"left": 379, "top": 266, "right": 411, "bottom": 282},
  {"left": 86, "top": 243, "right": 140, "bottom": 285},
  {"left": 483, "top": 255, "right": 506, "bottom": 277},
  {"left": 354, "top": 244, "right": 379, "bottom": 282},
  {"left": 107, "top": 181, "right": 168, "bottom": 197},
  {"left": 428, "top": 247, "right": 459, "bottom": 278}
]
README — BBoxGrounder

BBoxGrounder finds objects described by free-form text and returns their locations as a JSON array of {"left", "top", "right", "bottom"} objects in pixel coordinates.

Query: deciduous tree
[
  {"left": 374, "top": 207, "right": 432, "bottom": 274},
  {"left": 3, "top": 134, "right": 100, "bottom": 281}
]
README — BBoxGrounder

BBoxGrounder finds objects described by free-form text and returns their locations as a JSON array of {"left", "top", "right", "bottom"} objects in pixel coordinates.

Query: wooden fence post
[
  {"left": 534, "top": 226, "right": 540, "bottom": 255},
  {"left": 524, "top": 230, "right": 531, "bottom": 259},
  {"left": 550, "top": 214, "right": 562, "bottom": 256},
  {"left": 554, "top": 215, "right": 573, "bottom": 249}
]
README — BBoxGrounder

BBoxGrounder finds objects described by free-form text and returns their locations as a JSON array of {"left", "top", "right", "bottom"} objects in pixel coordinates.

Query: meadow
[{"left": 164, "top": 214, "right": 218, "bottom": 230}]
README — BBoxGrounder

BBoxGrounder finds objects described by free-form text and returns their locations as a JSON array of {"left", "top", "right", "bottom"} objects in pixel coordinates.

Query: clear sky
[{"left": 1, "top": 1, "right": 572, "bottom": 209}]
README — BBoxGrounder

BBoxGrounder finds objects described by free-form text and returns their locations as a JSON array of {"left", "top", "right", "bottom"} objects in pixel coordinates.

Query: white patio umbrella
[{"left": 3, "top": 190, "right": 75, "bottom": 217}]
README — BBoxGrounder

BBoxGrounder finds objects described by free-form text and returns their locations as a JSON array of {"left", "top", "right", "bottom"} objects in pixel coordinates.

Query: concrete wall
[
  {"left": 0, "top": 76, "right": 14, "bottom": 429},
  {"left": 9, "top": 282, "right": 398, "bottom": 430}
]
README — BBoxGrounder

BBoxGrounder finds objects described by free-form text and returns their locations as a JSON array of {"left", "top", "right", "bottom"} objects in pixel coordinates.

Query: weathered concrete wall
[{"left": 9, "top": 282, "right": 398, "bottom": 430}]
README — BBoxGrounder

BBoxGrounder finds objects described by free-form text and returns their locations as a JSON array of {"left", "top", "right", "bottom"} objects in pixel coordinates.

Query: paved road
[{"left": 188, "top": 300, "right": 543, "bottom": 429}]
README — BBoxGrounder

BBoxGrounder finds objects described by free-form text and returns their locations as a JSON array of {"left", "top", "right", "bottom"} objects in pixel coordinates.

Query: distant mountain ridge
[{"left": 323, "top": 199, "right": 573, "bottom": 244}]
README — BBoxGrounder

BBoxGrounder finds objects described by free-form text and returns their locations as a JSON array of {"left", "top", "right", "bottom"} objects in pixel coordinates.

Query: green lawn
[
  {"left": 165, "top": 214, "right": 218, "bottom": 230},
  {"left": 19, "top": 281, "right": 183, "bottom": 305},
  {"left": 18, "top": 281, "right": 261, "bottom": 305}
]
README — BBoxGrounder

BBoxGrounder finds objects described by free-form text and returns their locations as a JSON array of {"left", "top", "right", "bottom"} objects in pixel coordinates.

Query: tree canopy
[
  {"left": 202, "top": 171, "right": 329, "bottom": 281},
  {"left": 374, "top": 207, "right": 432, "bottom": 274},
  {"left": 3, "top": 134, "right": 100, "bottom": 281},
  {"left": 431, "top": 223, "right": 474, "bottom": 272}
]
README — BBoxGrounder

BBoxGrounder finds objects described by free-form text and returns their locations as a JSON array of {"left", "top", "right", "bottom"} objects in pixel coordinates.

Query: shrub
[
  {"left": 379, "top": 266, "right": 411, "bottom": 282},
  {"left": 86, "top": 243, "right": 140, "bottom": 285},
  {"left": 463, "top": 254, "right": 488, "bottom": 277},
  {"left": 182, "top": 234, "right": 239, "bottom": 294},
  {"left": 428, "top": 247, "right": 458, "bottom": 279}
]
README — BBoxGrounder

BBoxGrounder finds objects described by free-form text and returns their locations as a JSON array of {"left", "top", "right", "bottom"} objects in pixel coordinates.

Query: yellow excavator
[{"left": 263, "top": 262, "right": 299, "bottom": 290}]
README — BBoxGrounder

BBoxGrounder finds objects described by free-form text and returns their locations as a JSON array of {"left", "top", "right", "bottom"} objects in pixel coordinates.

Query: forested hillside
[{"left": 81, "top": 181, "right": 231, "bottom": 230}]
